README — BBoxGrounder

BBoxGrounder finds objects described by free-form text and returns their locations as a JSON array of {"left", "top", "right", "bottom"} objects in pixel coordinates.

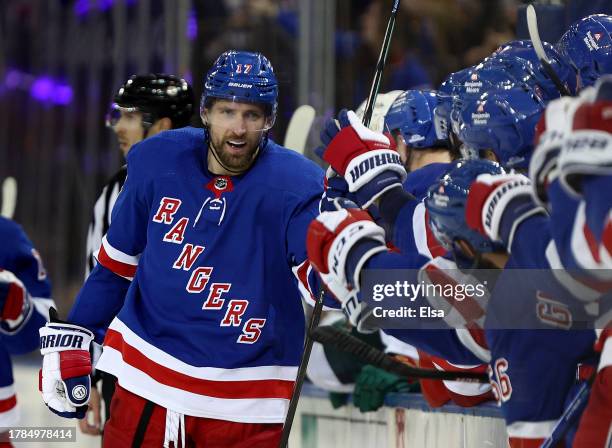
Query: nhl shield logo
[{"left": 215, "top": 178, "right": 228, "bottom": 190}]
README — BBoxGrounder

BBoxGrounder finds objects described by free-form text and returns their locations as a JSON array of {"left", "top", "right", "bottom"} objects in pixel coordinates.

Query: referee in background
[{"left": 79, "top": 74, "right": 194, "bottom": 440}]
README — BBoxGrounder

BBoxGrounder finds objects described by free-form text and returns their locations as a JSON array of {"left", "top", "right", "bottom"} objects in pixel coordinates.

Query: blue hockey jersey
[
  {"left": 482, "top": 214, "right": 597, "bottom": 446},
  {"left": 69, "top": 128, "right": 326, "bottom": 423},
  {"left": 0, "top": 217, "right": 53, "bottom": 427}
]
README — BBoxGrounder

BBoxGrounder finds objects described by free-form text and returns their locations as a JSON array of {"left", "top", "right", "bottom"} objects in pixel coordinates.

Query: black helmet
[{"left": 111, "top": 74, "right": 194, "bottom": 128}]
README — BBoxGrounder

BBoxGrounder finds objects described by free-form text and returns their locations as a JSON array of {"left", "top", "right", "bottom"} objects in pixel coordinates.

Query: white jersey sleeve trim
[
  {"left": 413, "top": 202, "right": 433, "bottom": 258},
  {"left": 506, "top": 420, "right": 557, "bottom": 439}
]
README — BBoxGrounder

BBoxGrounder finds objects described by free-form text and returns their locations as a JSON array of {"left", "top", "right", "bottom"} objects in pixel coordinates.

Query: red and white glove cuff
[{"left": 467, "top": 173, "right": 532, "bottom": 241}]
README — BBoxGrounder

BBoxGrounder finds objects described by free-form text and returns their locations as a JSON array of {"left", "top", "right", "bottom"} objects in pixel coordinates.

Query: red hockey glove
[{"left": 0, "top": 269, "right": 32, "bottom": 334}]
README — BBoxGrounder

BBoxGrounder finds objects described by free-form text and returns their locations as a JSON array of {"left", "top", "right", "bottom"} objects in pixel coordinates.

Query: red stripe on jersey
[
  {"left": 104, "top": 329, "right": 295, "bottom": 400},
  {"left": 0, "top": 395, "right": 16, "bottom": 413},
  {"left": 508, "top": 437, "right": 546, "bottom": 448},
  {"left": 424, "top": 210, "right": 446, "bottom": 258},
  {"left": 416, "top": 351, "right": 450, "bottom": 408},
  {"left": 424, "top": 265, "right": 486, "bottom": 324},
  {"left": 429, "top": 355, "right": 493, "bottom": 406},
  {"left": 583, "top": 222, "right": 602, "bottom": 264},
  {"left": 296, "top": 260, "right": 315, "bottom": 303},
  {"left": 603, "top": 219, "right": 612, "bottom": 256},
  {"left": 466, "top": 325, "right": 489, "bottom": 350},
  {"left": 97, "top": 244, "right": 137, "bottom": 279}
]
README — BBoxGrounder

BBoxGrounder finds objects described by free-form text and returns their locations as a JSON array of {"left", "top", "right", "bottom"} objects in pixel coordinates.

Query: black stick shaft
[
  {"left": 362, "top": 0, "right": 401, "bottom": 127},
  {"left": 279, "top": 290, "right": 325, "bottom": 448},
  {"left": 311, "top": 325, "right": 489, "bottom": 382}
]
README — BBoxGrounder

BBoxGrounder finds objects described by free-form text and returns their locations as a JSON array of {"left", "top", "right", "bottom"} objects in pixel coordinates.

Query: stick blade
[
  {"left": 284, "top": 105, "right": 316, "bottom": 155},
  {"left": 1, "top": 177, "right": 18, "bottom": 219}
]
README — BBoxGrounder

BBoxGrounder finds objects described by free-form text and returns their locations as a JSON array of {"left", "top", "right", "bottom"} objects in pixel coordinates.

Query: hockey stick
[
  {"left": 1, "top": 177, "right": 17, "bottom": 219},
  {"left": 280, "top": 3, "right": 402, "bottom": 445},
  {"left": 311, "top": 325, "right": 489, "bottom": 382},
  {"left": 284, "top": 105, "right": 316, "bottom": 155},
  {"left": 540, "top": 372, "right": 595, "bottom": 448},
  {"left": 526, "top": 4, "right": 571, "bottom": 96},
  {"left": 279, "top": 290, "right": 325, "bottom": 448},
  {"left": 362, "top": 0, "right": 401, "bottom": 128}
]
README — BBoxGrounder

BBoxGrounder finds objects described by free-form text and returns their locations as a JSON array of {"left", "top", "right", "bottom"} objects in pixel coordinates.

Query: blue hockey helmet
[
  {"left": 455, "top": 63, "right": 521, "bottom": 100},
  {"left": 384, "top": 90, "right": 448, "bottom": 149},
  {"left": 557, "top": 14, "right": 612, "bottom": 89},
  {"left": 202, "top": 50, "right": 278, "bottom": 126},
  {"left": 437, "top": 68, "right": 473, "bottom": 151},
  {"left": 425, "top": 159, "right": 506, "bottom": 254},
  {"left": 491, "top": 40, "right": 578, "bottom": 97},
  {"left": 438, "top": 67, "right": 473, "bottom": 96},
  {"left": 456, "top": 86, "right": 546, "bottom": 169}
]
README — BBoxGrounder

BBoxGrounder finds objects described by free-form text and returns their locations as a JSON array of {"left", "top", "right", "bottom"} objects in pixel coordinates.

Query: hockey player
[
  {"left": 39, "top": 50, "right": 329, "bottom": 447},
  {"left": 80, "top": 74, "right": 194, "bottom": 437},
  {"left": 530, "top": 76, "right": 612, "bottom": 447},
  {"left": 455, "top": 85, "right": 547, "bottom": 170},
  {"left": 41, "top": 51, "right": 330, "bottom": 446},
  {"left": 0, "top": 217, "right": 53, "bottom": 446},
  {"left": 384, "top": 89, "right": 456, "bottom": 180}
]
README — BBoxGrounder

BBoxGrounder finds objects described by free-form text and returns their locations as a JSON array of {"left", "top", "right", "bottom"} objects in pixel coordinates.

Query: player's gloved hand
[
  {"left": 353, "top": 365, "right": 411, "bottom": 412},
  {"left": 465, "top": 173, "right": 545, "bottom": 251},
  {"left": 39, "top": 308, "right": 93, "bottom": 418},
  {"left": 529, "top": 97, "right": 575, "bottom": 210},
  {"left": 0, "top": 269, "right": 33, "bottom": 334},
  {"left": 530, "top": 89, "right": 596, "bottom": 208},
  {"left": 319, "top": 167, "right": 359, "bottom": 213},
  {"left": 329, "top": 392, "right": 350, "bottom": 409},
  {"left": 558, "top": 83, "right": 612, "bottom": 198},
  {"left": 307, "top": 208, "right": 387, "bottom": 331},
  {"left": 317, "top": 109, "right": 406, "bottom": 209}
]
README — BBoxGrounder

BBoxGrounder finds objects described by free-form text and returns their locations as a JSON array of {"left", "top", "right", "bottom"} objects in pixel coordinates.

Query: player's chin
[{"left": 220, "top": 151, "right": 254, "bottom": 171}]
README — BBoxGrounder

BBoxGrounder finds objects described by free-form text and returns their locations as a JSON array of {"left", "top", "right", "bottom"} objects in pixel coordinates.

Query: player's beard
[{"left": 209, "top": 133, "right": 261, "bottom": 173}]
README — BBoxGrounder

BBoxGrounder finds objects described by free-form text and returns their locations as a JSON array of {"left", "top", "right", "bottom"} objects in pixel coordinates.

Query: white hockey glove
[
  {"left": 306, "top": 208, "right": 387, "bottom": 332},
  {"left": 558, "top": 80, "right": 612, "bottom": 198},
  {"left": 39, "top": 308, "right": 93, "bottom": 419},
  {"left": 0, "top": 269, "right": 33, "bottom": 334}
]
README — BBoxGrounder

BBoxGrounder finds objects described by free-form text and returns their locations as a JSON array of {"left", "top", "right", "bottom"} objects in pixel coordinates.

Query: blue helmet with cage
[
  {"left": 490, "top": 40, "right": 578, "bottom": 97},
  {"left": 456, "top": 86, "right": 546, "bottom": 170},
  {"left": 202, "top": 50, "right": 278, "bottom": 122},
  {"left": 557, "top": 14, "right": 612, "bottom": 88},
  {"left": 425, "top": 159, "right": 506, "bottom": 254},
  {"left": 384, "top": 90, "right": 448, "bottom": 149}
]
